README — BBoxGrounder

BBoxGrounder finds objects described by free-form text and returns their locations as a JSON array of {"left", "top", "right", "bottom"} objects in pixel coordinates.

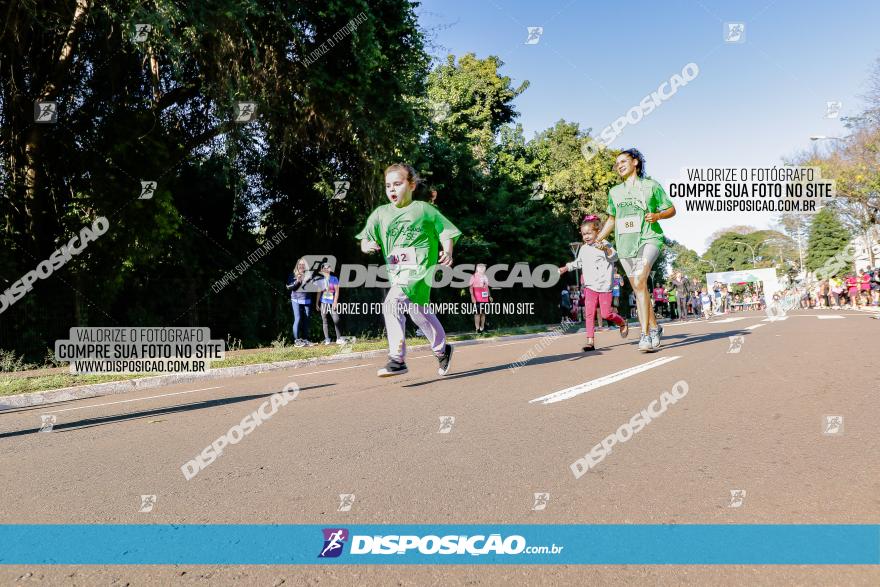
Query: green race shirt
[
  {"left": 355, "top": 200, "right": 462, "bottom": 305},
  {"left": 606, "top": 176, "right": 674, "bottom": 259}
]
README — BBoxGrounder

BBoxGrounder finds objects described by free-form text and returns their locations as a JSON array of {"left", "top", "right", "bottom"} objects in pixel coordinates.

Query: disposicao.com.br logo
[{"left": 318, "top": 529, "right": 563, "bottom": 558}]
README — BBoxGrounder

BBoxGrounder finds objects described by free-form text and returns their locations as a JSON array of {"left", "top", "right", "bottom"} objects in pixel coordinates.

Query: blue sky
[{"left": 416, "top": 0, "right": 880, "bottom": 253}]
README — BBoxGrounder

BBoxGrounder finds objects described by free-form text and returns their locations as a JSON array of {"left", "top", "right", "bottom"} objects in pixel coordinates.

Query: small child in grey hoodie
[{"left": 558, "top": 215, "right": 629, "bottom": 351}]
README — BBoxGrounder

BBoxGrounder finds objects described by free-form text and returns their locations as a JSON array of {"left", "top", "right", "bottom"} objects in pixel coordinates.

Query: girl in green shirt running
[
  {"left": 595, "top": 148, "right": 676, "bottom": 352},
  {"left": 356, "top": 163, "right": 461, "bottom": 377}
]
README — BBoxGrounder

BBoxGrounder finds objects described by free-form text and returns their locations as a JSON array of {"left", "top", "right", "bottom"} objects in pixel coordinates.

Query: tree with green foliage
[
  {"left": 703, "top": 230, "right": 793, "bottom": 272},
  {"left": 805, "top": 208, "right": 851, "bottom": 275},
  {"left": 0, "top": 0, "right": 432, "bottom": 358},
  {"left": 528, "top": 121, "right": 619, "bottom": 225}
]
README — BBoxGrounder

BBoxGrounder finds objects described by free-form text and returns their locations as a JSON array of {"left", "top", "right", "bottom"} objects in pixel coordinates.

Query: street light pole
[
  {"left": 796, "top": 216, "right": 806, "bottom": 278},
  {"left": 569, "top": 241, "right": 582, "bottom": 292},
  {"left": 698, "top": 258, "right": 717, "bottom": 273},
  {"left": 737, "top": 241, "right": 758, "bottom": 268}
]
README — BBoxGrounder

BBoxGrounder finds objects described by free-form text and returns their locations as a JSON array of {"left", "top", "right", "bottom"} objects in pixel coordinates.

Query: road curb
[{"left": 0, "top": 328, "right": 566, "bottom": 411}]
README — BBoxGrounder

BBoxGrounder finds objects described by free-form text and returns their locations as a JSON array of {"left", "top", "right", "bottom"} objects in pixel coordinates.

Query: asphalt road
[{"left": 1, "top": 309, "right": 878, "bottom": 585}]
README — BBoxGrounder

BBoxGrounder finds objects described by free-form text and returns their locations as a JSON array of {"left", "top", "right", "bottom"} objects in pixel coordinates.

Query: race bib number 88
[{"left": 618, "top": 216, "right": 640, "bottom": 234}]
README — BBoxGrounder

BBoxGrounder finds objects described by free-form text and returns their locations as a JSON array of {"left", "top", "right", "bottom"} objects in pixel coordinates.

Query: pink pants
[{"left": 583, "top": 288, "right": 625, "bottom": 337}]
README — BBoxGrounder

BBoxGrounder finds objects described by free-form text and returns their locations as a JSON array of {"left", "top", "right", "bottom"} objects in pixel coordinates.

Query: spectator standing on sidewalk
[
  {"left": 560, "top": 287, "right": 572, "bottom": 323},
  {"left": 671, "top": 270, "right": 689, "bottom": 321}
]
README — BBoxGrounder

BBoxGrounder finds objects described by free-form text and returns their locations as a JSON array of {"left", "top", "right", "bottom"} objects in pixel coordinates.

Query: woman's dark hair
[{"left": 619, "top": 148, "right": 646, "bottom": 177}]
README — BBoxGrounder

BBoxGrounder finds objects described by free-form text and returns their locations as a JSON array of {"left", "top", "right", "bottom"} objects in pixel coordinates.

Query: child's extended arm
[
  {"left": 559, "top": 250, "right": 583, "bottom": 274},
  {"left": 361, "top": 239, "right": 381, "bottom": 254},
  {"left": 438, "top": 238, "right": 454, "bottom": 266}
]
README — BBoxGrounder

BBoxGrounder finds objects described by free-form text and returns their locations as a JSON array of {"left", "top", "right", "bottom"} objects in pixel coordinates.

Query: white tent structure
[{"left": 705, "top": 268, "right": 781, "bottom": 299}]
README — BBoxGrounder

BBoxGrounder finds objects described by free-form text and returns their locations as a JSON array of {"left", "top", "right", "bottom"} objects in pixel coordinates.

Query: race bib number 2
[
  {"left": 618, "top": 216, "right": 640, "bottom": 234},
  {"left": 388, "top": 246, "right": 417, "bottom": 267}
]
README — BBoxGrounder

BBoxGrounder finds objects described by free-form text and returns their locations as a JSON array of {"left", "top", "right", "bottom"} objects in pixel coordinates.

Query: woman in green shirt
[{"left": 595, "top": 149, "right": 676, "bottom": 352}]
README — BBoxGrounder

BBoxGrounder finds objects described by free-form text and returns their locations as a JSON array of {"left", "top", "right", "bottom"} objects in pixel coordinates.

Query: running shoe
[
  {"left": 377, "top": 358, "right": 408, "bottom": 377},
  {"left": 294, "top": 339, "right": 305, "bottom": 348},
  {"left": 649, "top": 327, "right": 661, "bottom": 349},
  {"left": 582, "top": 344, "right": 595, "bottom": 352},
  {"left": 619, "top": 321, "right": 629, "bottom": 338},
  {"left": 437, "top": 344, "right": 454, "bottom": 376},
  {"left": 638, "top": 334, "right": 652, "bottom": 352},
  {"left": 322, "top": 339, "right": 332, "bottom": 345}
]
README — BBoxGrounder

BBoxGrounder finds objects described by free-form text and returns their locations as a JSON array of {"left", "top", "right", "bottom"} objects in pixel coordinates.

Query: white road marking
[
  {"left": 746, "top": 324, "right": 765, "bottom": 330},
  {"left": 46, "top": 386, "right": 224, "bottom": 414},
  {"left": 496, "top": 339, "right": 536, "bottom": 347},
  {"left": 293, "top": 364, "right": 368, "bottom": 375},
  {"left": 711, "top": 317, "right": 748, "bottom": 324},
  {"left": 817, "top": 315, "right": 844, "bottom": 320},
  {"left": 529, "top": 356, "right": 681, "bottom": 405},
  {"left": 761, "top": 316, "right": 789, "bottom": 322}
]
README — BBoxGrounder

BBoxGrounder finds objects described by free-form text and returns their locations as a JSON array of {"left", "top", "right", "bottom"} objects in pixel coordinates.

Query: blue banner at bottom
[{"left": 0, "top": 525, "right": 877, "bottom": 565}]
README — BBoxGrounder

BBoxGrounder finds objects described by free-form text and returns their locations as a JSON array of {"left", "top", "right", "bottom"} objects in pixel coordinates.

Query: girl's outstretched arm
[
  {"left": 361, "top": 239, "right": 381, "bottom": 254},
  {"left": 438, "top": 239, "right": 454, "bottom": 266}
]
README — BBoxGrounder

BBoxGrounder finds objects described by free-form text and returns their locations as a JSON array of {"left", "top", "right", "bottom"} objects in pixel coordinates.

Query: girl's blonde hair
[{"left": 294, "top": 257, "right": 308, "bottom": 278}]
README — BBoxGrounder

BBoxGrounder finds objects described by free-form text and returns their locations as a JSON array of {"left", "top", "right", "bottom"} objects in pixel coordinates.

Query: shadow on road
[
  {"left": 401, "top": 351, "right": 596, "bottom": 388},
  {"left": 0, "top": 384, "right": 333, "bottom": 439},
  {"left": 660, "top": 329, "right": 751, "bottom": 351},
  {"left": 402, "top": 327, "right": 752, "bottom": 388}
]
